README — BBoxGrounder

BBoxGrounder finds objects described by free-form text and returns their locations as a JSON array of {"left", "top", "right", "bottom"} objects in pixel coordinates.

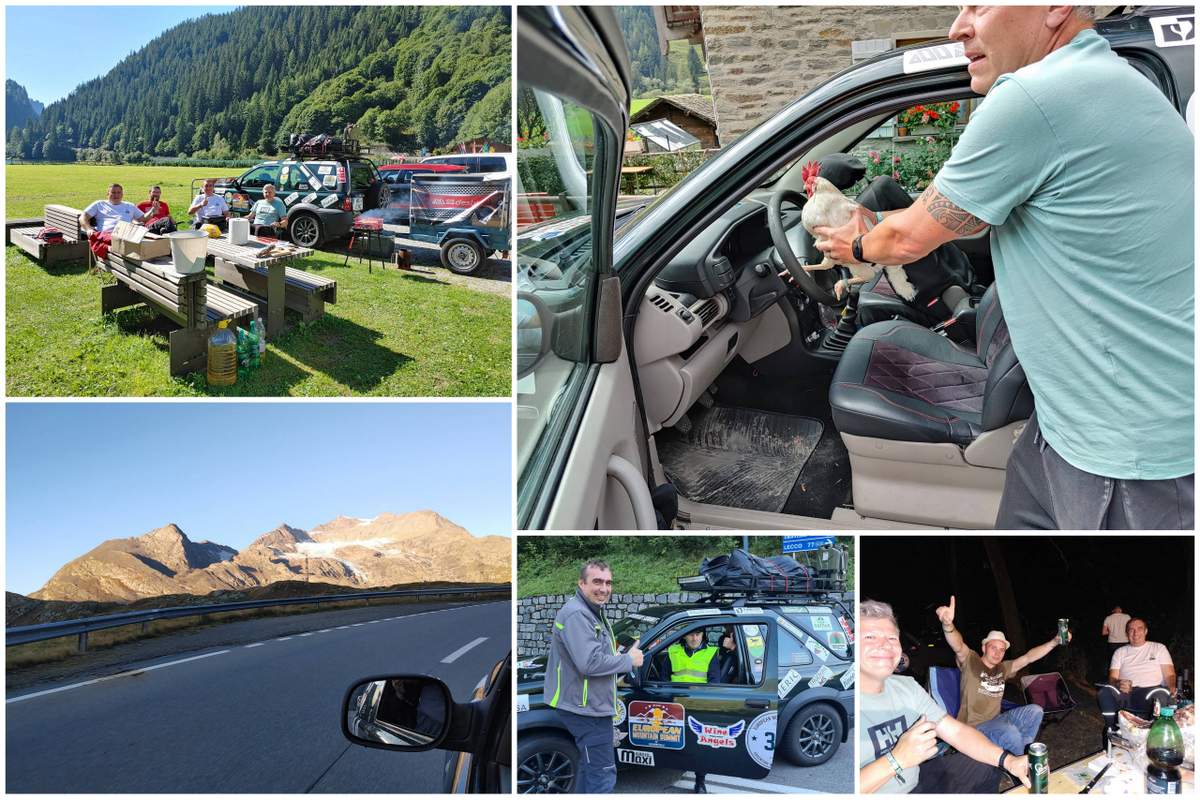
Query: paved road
[
  {"left": 6, "top": 601, "right": 509, "bottom": 793},
  {"left": 612, "top": 727, "right": 855, "bottom": 794}
]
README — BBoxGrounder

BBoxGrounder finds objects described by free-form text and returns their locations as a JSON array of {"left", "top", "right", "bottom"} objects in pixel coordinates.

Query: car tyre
[
  {"left": 517, "top": 732, "right": 578, "bottom": 793},
  {"left": 781, "top": 702, "right": 842, "bottom": 767},
  {"left": 289, "top": 212, "right": 323, "bottom": 249},
  {"left": 441, "top": 237, "right": 486, "bottom": 274}
]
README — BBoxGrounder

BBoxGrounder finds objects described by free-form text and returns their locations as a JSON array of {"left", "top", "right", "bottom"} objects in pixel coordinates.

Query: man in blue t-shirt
[{"left": 814, "top": 7, "right": 1193, "bottom": 529}]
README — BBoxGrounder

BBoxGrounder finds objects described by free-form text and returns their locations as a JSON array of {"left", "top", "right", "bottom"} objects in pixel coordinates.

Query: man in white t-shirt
[
  {"left": 1100, "top": 606, "right": 1131, "bottom": 658},
  {"left": 80, "top": 183, "right": 147, "bottom": 234},
  {"left": 1098, "top": 618, "right": 1175, "bottom": 735},
  {"left": 188, "top": 178, "right": 231, "bottom": 231}
]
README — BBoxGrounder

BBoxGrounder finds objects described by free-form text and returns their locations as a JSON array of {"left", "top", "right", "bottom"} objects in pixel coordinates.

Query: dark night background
[{"left": 862, "top": 536, "right": 1194, "bottom": 714}]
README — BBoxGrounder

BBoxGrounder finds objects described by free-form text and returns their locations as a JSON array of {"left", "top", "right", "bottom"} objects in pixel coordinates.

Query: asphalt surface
[
  {"left": 6, "top": 600, "right": 509, "bottom": 793},
  {"left": 612, "top": 726, "right": 855, "bottom": 794}
]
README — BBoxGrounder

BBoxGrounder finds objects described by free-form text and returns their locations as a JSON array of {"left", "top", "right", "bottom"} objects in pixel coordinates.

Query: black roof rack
[
  {"left": 285, "top": 132, "right": 364, "bottom": 159},
  {"left": 677, "top": 571, "right": 847, "bottom": 600}
]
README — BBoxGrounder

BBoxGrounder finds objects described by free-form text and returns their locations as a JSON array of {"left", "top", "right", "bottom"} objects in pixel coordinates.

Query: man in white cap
[{"left": 936, "top": 596, "right": 1069, "bottom": 755}]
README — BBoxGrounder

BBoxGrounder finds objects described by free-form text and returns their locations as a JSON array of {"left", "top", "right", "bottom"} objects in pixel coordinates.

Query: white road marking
[
  {"left": 6, "top": 650, "right": 231, "bottom": 704},
  {"left": 245, "top": 643, "right": 265, "bottom": 648},
  {"left": 367, "top": 620, "right": 380, "bottom": 624},
  {"left": 317, "top": 629, "right": 332, "bottom": 633},
  {"left": 441, "top": 637, "right": 488, "bottom": 664},
  {"left": 350, "top": 623, "right": 364, "bottom": 627},
  {"left": 676, "top": 773, "right": 821, "bottom": 794},
  {"left": 298, "top": 633, "right": 313, "bottom": 637},
  {"left": 336, "top": 625, "right": 351, "bottom": 630},
  {"left": 277, "top": 636, "right": 292, "bottom": 641}
]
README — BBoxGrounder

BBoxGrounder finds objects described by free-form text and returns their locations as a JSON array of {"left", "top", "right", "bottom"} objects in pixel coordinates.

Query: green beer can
[
  {"left": 1029, "top": 742, "right": 1049, "bottom": 793},
  {"left": 1057, "top": 618, "right": 1070, "bottom": 646}
]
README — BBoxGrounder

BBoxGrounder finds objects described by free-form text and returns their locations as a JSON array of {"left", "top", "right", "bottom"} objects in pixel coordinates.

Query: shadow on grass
[{"left": 268, "top": 312, "right": 411, "bottom": 393}]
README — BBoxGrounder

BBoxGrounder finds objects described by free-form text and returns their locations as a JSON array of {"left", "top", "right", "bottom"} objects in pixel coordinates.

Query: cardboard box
[{"left": 111, "top": 221, "right": 171, "bottom": 260}]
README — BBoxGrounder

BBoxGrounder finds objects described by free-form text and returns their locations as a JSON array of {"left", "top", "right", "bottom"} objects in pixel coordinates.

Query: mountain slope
[
  {"left": 7, "top": 6, "right": 509, "bottom": 161},
  {"left": 29, "top": 512, "right": 510, "bottom": 603},
  {"left": 5, "top": 80, "right": 41, "bottom": 133}
]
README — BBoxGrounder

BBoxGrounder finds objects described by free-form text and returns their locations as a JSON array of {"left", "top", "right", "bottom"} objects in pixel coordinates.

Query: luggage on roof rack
[
  {"left": 286, "top": 132, "right": 363, "bottom": 159},
  {"left": 677, "top": 547, "right": 847, "bottom": 596}
]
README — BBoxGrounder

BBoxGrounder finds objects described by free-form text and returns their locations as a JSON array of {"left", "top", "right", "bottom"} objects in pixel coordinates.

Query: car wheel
[
  {"left": 289, "top": 213, "right": 323, "bottom": 249},
  {"left": 781, "top": 702, "right": 842, "bottom": 767},
  {"left": 441, "top": 238, "right": 486, "bottom": 274},
  {"left": 517, "top": 733, "right": 577, "bottom": 793}
]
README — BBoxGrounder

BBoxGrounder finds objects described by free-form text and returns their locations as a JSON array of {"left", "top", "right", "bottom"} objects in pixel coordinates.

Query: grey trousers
[{"left": 995, "top": 412, "right": 1194, "bottom": 530}]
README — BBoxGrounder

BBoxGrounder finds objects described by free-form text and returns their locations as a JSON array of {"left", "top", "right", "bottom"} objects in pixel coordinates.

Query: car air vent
[
  {"left": 692, "top": 298, "right": 720, "bottom": 326},
  {"left": 649, "top": 294, "right": 675, "bottom": 313}
]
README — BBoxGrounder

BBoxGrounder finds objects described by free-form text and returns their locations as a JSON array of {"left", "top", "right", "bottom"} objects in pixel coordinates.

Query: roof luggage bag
[{"left": 698, "top": 548, "right": 814, "bottom": 593}]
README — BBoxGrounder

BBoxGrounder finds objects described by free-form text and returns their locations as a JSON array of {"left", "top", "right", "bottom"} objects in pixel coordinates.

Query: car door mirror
[
  {"left": 517, "top": 292, "right": 553, "bottom": 379},
  {"left": 342, "top": 675, "right": 478, "bottom": 753}
]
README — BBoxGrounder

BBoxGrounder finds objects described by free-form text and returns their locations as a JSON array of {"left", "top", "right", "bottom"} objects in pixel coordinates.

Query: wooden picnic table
[
  {"left": 205, "top": 235, "right": 314, "bottom": 338},
  {"left": 1004, "top": 747, "right": 1194, "bottom": 794}
]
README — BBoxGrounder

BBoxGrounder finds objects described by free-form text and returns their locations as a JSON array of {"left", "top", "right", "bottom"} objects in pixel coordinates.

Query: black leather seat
[{"left": 829, "top": 285, "right": 1032, "bottom": 446}]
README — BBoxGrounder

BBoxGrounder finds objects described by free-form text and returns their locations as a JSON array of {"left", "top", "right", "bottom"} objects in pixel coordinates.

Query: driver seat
[{"left": 828, "top": 285, "right": 1033, "bottom": 528}]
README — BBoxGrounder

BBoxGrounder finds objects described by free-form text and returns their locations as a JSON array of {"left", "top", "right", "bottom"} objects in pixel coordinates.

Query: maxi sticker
[
  {"left": 613, "top": 698, "right": 627, "bottom": 727},
  {"left": 1150, "top": 14, "right": 1195, "bottom": 48},
  {"left": 687, "top": 716, "right": 746, "bottom": 749},
  {"left": 746, "top": 711, "right": 778, "bottom": 769},
  {"left": 811, "top": 615, "right": 833, "bottom": 632},
  {"left": 902, "top": 41, "right": 968, "bottom": 74},
  {"left": 778, "top": 668, "right": 802, "bottom": 698},
  {"left": 516, "top": 694, "right": 530, "bottom": 713},
  {"left": 628, "top": 701, "right": 686, "bottom": 749},
  {"left": 808, "top": 665, "right": 835, "bottom": 688},
  {"left": 617, "top": 749, "right": 655, "bottom": 767},
  {"left": 839, "top": 670, "right": 855, "bottom": 690}
]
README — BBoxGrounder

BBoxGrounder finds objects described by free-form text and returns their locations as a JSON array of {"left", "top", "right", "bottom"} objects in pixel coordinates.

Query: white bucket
[
  {"left": 166, "top": 230, "right": 209, "bottom": 274},
  {"left": 229, "top": 217, "right": 250, "bottom": 245}
]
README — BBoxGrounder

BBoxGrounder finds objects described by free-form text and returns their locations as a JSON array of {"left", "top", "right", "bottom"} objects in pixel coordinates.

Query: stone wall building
[
  {"left": 699, "top": 6, "right": 960, "bottom": 143},
  {"left": 517, "top": 591, "right": 705, "bottom": 658}
]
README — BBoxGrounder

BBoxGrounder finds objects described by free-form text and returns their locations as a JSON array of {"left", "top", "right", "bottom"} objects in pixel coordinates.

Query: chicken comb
[{"left": 801, "top": 160, "right": 821, "bottom": 184}]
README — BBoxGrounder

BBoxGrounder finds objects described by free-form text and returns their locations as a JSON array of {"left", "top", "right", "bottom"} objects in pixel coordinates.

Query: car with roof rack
[
  {"left": 216, "top": 133, "right": 390, "bottom": 249},
  {"left": 515, "top": 545, "right": 854, "bottom": 793}
]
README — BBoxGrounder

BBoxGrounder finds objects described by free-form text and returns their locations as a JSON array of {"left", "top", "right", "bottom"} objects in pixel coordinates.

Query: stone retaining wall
[{"left": 517, "top": 592, "right": 705, "bottom": 657}]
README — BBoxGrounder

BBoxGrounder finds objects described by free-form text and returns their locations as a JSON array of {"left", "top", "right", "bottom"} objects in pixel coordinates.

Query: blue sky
[
  {"left": 6, "top": 6, "right": 238, "bottom": 105},
  {"left": 6, "top": 403, "right": 512, "bottom": 595}
]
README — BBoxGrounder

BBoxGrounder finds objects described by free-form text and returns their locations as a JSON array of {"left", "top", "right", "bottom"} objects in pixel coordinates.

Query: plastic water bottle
[
  {"left": 251, "top": 317, "right": 265, "bottom": 366},
  {"left": 206, "top": 321, "right": 237, "bottom": 386},
  {"left": 1146, "top": 705, "right": 1184, "bottom": 793}
]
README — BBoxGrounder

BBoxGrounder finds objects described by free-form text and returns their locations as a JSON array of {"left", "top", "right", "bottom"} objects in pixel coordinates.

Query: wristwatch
[{"left": 852, "top": 234, "right": 866, "bottom": 263}]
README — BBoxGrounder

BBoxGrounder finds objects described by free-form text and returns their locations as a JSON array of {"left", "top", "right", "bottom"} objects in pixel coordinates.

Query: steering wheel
[{"left": 767, "top": 188, "right": 843, "bottom": 307}]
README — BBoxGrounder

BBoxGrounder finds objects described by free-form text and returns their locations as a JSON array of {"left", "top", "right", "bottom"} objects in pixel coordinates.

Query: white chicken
[{"left": 799, "top": 161, "right": 916, "bottom": 301}]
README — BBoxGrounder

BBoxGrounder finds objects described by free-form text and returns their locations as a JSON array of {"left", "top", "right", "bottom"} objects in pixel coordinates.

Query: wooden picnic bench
[
  {"left": 102, "top": 251, "right": 258, "bottom": 375},
  {"left": 206, "top": 236, "right": 330, "bottom": 336},
  {"left": 8, "top": 204, "right": 89, "bottom": 265}
]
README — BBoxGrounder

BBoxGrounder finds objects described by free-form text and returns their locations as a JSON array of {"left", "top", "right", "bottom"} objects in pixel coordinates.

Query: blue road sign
[{"left": 782, "top": 536, "right": 836, "bottom": 553}]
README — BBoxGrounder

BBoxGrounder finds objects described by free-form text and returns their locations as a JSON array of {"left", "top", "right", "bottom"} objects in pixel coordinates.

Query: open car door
[
  {"left": 618, "top": 614, "right": 780, "bottom": 779},
  {"left": 517, "top": 7, "right": 656, "bottom": 530}
]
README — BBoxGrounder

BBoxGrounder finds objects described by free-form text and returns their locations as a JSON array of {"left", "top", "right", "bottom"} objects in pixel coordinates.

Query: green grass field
[{"left": 6, "top": 165, "right": 510, "bottom": 397}]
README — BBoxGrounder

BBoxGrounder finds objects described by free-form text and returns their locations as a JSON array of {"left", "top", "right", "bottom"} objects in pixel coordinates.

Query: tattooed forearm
[{"left": 919, "top": 185, "right": 989, "bottom": 236}]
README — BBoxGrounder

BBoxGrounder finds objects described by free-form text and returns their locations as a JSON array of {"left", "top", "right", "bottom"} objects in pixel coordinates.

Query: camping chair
[
  {"left": 1021, "top": 673, "right": 1077, "bottom": 724},
  {"left": 926, "top": 666, "right": 1023, "bottom": 758}
]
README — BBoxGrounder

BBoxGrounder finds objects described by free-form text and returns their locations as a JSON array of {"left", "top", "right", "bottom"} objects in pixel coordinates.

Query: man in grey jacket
[{"left": 543, "top": 559, "right": 644, "bottom": 793}]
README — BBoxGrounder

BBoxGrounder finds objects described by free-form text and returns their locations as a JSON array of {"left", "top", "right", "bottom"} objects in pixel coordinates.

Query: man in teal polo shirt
[{"left": 814, "top": 6, "right": 1193, "bottom": 529}]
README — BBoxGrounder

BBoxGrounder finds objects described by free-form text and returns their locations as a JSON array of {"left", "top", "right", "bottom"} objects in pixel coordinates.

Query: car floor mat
[{"left": 657, "top": 406, "right": 823, "bottom": 513}]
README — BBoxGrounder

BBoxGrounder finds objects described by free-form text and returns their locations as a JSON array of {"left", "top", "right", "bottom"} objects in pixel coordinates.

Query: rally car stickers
[
  {"left": 809, "top": 640, "right": 830, "bottom": 662},
  {"left": 839, "top": 616, "right": 855, "bottom": 644},
  {"left": 613, "top": 698, "right": 627, "bottom": 726},
  {"left": 733, "top": 607, "right": 764, "bottom": 616},
  {"left": 745, "top": 711, "right": 778, "bottom": 769},
  {"left": 1151, "top": 14, "right": 1195, "bottom": 48},
  {"left": 839, "top": 670, "right": 855, "bottom": 690},
  {"left": 320, "top": 194, "right": 340, "bottom": 208},
  {"left": 827, "top": 631, "right": 848, "bottom": 654},
  {"left": 778, "top": 668, "right": 802, "bottom": 698},
  {"left": 516, "top": 694, "right": 530, "bottom": 713},
  {"left": 628, "top": 701, "right": 686, "bottom": 749},
  {"left": 687, "top": 716, "right": 746, "bottom": 749},
  {"left": 746, "top": 635, "right": 764, "bottom": 649},
  {"left": 810, "top": 615, "right": 833, "bottom": 632},
  {"left": 323, "top": 174, "right": 339, "bottom": 188},
  {"left": 317, "top": 165, "right": 333, "bottom": 175},
  {"left": 284, "top": 192, "right": 301, "bottom": 207},
  {"left": 517, "top": 659, "right": 538, "bottom": 670},
  {"left": 902, "top": 41, "right": 968, "bottom": 74},
  {"left": 685, "top": 608, "right": 721, "bottom": 618},
  {"left": 808, "top": 665, "right": 835, "bottom": 689},
  {"left": 617, "top": 748, "right": 655, "bottom": 766},
  {"left": 302, "top": 193, "right": 319, "bottom": 205},
  {"left": 781, "top": 606, "right": 811, "bottom": 615}
]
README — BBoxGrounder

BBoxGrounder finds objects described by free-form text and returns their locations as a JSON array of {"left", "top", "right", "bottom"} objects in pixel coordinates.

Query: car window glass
[
  {"left": 480, "top": 156, "right": 507, "bottom": 173},
  {"left": 777, "top": 628, "right": 814, "bottom": 668},
  {"left": 849, "top": 98, "right": 975, "bottom": 195},
  {"left": 349, "top": 163, "right": 373, "bottom": 193},
  {"left": 240, "top": 165, "right": 280, "bottom": 188},
  {"left": 647, "top": 622, "right": 768, "bottom": 687},
  {"left": 515, "top": 84, "right": 603, "bottom": 527}
]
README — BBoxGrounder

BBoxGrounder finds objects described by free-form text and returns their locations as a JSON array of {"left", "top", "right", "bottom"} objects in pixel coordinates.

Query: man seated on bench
[
  {"left": 136, "top": 185, "right": 172, "bottom": 230},
  {"left": 1098, "top": 618, "right": 1175, "bottom": 735},
  {"left": 249, "top": 184, "right": 288, "bottom": 238},
  {"left": 80, "top": 183, "right": 149, "bottom": 260},
  {"left": 860, "top": 600, "right": 1030, "bottom": 794},
  {"left": 188, "top": 179, "right": 230, "bottom": 232},
  {"left": 937, "top": 595, "right": 1068, "bottom": 756}
]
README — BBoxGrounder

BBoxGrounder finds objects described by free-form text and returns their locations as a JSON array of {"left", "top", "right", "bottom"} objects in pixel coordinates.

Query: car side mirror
[
  {"left": 342, "top": 675, "right": 476, "bottom": 753},
  {"left": 517, "top": 293, "right": 553, "bottom": 379}
]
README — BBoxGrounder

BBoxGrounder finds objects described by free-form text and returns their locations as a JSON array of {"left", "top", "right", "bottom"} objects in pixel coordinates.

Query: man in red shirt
[{"left": 136, "top": 185, "right": 171, "bottom": 226}]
